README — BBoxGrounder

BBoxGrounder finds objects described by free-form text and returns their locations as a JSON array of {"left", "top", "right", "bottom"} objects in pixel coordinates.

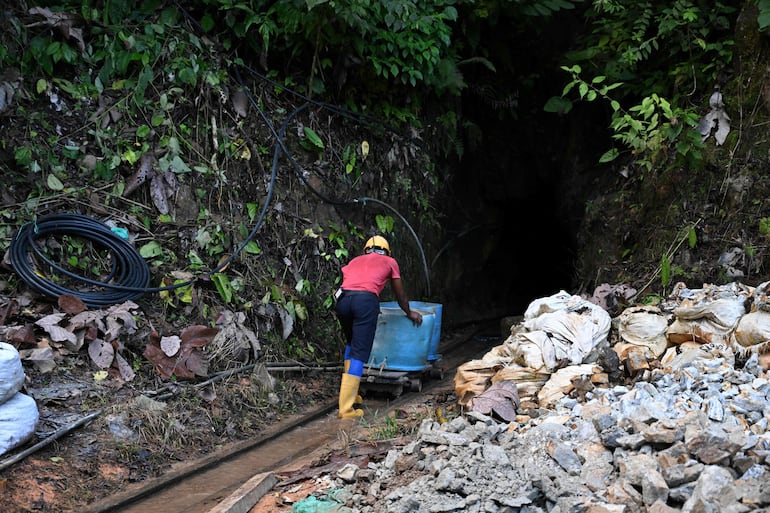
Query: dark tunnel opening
[
  {"left": 434, "top": 144, "right": 580, "bottom": 325},
  {"left": 422, "top": 8, "right": 610, "bottom": 328}
]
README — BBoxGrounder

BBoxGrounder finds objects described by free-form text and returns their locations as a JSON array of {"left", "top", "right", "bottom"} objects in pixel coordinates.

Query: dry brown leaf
[
  {"left": 180, "top": 325, "right": 219, "bottom": 344},
  {"left": 35, "top": 314, "right": 78, "bottom": 348},
  {"left": 88, "top": 339, "right": 114, "bottom": 369},
  {"left": 144, "top": 327, "right": 217, "bottom": 380},
  {"left": 8, "top": 324, "right": 36, "bottom": 346},
  {"left": 114, "top": 352, "right": 135, "bottom": 381},
  {"left": 124, "top": 152, "right": 155, "bottom": 196},
  {"left": 18, "top": 346, "right": 57, "bottom": 373},
  {"left": 469, "top": 380, "right": 520, "bottom": 421},
  {"left": 182, "top": 350, "right": 209, "bottom": 377},
  {"left": 58, "top": 294, "right": 87, "bottom": 315}
]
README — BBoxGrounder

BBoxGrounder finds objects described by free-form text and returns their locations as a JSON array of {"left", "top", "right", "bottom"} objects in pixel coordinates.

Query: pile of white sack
[
  {"left": 0, "top": 342, "right": 39, "bottom": 457},
  {"left": 455, "top": 281, "right": 770, "bottom": 413}
]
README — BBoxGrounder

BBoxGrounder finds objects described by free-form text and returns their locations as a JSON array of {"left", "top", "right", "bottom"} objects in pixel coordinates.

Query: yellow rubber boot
[
  {"left": 338, "top": 373, "right": 364, "bottom": 419},
  {"left": 343, "top": 360, "right": 363, "bottom": 404}
]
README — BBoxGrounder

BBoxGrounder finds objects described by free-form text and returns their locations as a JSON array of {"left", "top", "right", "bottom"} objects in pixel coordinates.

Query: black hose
[{"left": 8, "top": 213, "right": 151, "bottom": 308}]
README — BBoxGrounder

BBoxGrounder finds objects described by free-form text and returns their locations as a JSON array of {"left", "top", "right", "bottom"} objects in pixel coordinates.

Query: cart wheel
[
  {"left": 409, "top": 378, "right": 422, "bottom": 393},
  {"left": 429, "top": 366, "right": 444, "bottom": 380}
]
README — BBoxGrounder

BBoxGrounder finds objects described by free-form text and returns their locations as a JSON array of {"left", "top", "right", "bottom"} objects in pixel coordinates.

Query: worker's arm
[{"left": 391, "top": 277, "right": 422, "bottom": 326}]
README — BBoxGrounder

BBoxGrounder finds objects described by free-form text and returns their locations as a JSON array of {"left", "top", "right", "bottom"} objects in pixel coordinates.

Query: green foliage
[
  {"left": 553, "top": 65, "right": 704, "bottom": 171},
  {"left": 197, "top": 0, "right": 462, "bottom": 113},
  {"left": 759, "top": 217, "right": 770, "bottom": 236},
  {"left": 756, "top": 0, "right": 770, "bottom": 30},
  {"left": 660, "top": 252, "right": 671, "bottom": 291},
  {"left": 687, "top": 226, "right": 697, "bottom": 249},
  {"left": 375, "top": 215, "right": 395, "bottom": 235},
  {"left": 576, "top": 0, "right": 735, "bottom": 92},
  {"left": 301, "top": 127, "right": 325, "bottom": 152},
  {"left": 548, "top": 0, "right": 737, "bottom": 171}
]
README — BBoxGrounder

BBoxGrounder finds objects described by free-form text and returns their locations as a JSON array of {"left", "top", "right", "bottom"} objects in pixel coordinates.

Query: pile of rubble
[
  {"left": 310, "top": 283, "right": 770, "bottom": 512},
  {"left": 346, "top": 345, "right": 769, "bottom": 512}
]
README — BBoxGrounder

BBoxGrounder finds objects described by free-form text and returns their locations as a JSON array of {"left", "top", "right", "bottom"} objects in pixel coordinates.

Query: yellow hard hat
[{"left": 364, "top": 235, "right": 390, "bottom": 255}]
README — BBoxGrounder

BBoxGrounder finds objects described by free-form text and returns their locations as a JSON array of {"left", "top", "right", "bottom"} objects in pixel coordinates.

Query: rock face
[{"left": 340, "top": 345, "right": 770, "bottom": 513}]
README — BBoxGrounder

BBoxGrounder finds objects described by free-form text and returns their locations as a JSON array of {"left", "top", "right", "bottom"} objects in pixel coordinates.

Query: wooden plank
[{"left": 205, "top": 472, "right": 277, "bottom": 513}]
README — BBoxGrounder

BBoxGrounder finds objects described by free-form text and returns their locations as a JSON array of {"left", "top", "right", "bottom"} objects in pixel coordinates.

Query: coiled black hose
[{"left": 9, "top": 213, "right": 151, "bottom": 308}]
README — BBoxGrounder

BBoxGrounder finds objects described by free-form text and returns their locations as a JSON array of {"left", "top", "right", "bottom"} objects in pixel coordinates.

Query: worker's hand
[{"left": 407, "top": 311, "right": 422, "bottom": 326}]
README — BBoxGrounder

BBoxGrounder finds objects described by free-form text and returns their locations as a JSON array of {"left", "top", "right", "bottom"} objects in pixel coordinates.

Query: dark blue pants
[{"left": 336, "top": 292, "right": 379, "bottom": 363}]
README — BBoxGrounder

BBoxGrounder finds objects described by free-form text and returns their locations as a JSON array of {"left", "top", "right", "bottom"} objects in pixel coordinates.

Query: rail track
[{"left": 82, "top": 321, "right": 503, "bottom": 513}]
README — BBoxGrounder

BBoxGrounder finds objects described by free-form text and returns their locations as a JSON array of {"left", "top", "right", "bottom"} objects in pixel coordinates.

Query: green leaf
[
  {"left": 244, "top": 241, "right": 261, "bottom": 255},
  {"left": 294, "top": 301, "right": 308, "bottom": 321},
  {"left": 247, "top": 202, "right": 258, "bottom": 222},
  {"left": 200, "top": 14, "right": 215, "bottom": 32},
  {"left": 212, "top": 273, "right": 233, "bottom": 303},
  {"left": 376, "top": 214, "right": 394, "bottom": 234},
  {"left": 688, "top": 227, "right": 697, "bottom": 249},
  {"left": 46, "top": 174, "right": 64, "bottom": 191},
  {"left": 660, "top": 253, "right": 671, "bottom": 290},
  {"left": 140, "top": 241, "right": 163, "bottom": 258},
  {"left": 598, "top": 148, "right": 619, "bottom": 163},
  {"left": 543, "top": 96, "right": 572, "bottom": 114},
  {"left": 136, "top": 125, "right": 151, "bottom": 138},
  {"left": 303, "top": 127, "right": 324, "bottom": 150},
  {"left": 759, "top": 12, "right": 770, "bottom": 30}
]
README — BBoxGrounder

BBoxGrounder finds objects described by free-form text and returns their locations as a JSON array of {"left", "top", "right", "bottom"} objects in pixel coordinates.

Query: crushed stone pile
[{"left": 321, "top": 343, "right": 770, "bottom": 513}]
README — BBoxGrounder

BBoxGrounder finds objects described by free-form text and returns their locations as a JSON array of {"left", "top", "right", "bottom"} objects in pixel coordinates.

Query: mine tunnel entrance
[
  {"left": 431, "top": 84, "right": 606, "bottom": 327},
  {"left": 402, "top": 11, "right": 609, "bottom": 328},
  {"left": 433, "top": 149, "right": 582, "bottom": 326}
]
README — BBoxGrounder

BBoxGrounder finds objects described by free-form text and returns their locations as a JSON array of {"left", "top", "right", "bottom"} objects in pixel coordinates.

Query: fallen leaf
[
  {"left": 160, "top": 335, "right": 181, "bottom": 356},
  {"left": 124, "top": 152, "right": 155, "bottom": 196},
  {"left": 114, "top": 352, "right": 136, "bottom": 381},
  {"left": 8, "top": 324, "right": 36, "bottom": 346},
  {"left": 18, "top": 346, "right": 57, "bottom": 373},
  {"left": 58, "top": 294, "right": 87, "bottom": 315},
  {"left": 88, "top": 339, "right": 114, "bottom": 368},
  {"left": 469, "top": 380, "right": 520, "bottom": 421}
]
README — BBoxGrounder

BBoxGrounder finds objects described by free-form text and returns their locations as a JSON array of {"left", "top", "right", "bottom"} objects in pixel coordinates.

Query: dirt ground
[
  {"left": 0, "top": 305, "right": 468, "bottom": 513},
  {"left": 0, "top": 346, "right": 343, "bottom": 513}
]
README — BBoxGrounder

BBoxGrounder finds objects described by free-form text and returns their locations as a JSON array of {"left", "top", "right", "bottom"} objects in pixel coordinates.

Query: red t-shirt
[{"left": 340, "top": 253, "right": 401, "bottom": 296}]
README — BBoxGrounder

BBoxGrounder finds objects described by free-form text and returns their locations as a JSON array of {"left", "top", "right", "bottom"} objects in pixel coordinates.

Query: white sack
[
  {"left": 616, "top": 306, "right": 672, "bottom": 358},
  {"left": 522, "top": 291, "right": 611, "bottom": 369},
  {"left": 0, "top": 342, "right": 26, "bottom": 404},
  {"left": 493, "top": 290, "right": 611, "bottom": 372},
  {"left": 665, "top": 282, "right": 751, "bottom": 345},
  {"left": 524, "top": 290, "right": 575, "bottom": 319},
  {"left": 509, "top": 331, "right": 555, "bottom": 371},
  {"left": 733, "top": 310, "right": 770, "bottom": 347},
  {"left": 0, "top": 392, "right": 39, "bottom": 456}
]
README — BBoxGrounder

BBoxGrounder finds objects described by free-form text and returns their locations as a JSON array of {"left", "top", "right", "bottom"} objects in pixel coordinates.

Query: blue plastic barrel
[
  {"left": 380, "top": 301, "right": 443, "bottom": 361},
  {"left": 367, "top": 304, "right": 436, "bottom": 371}
]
